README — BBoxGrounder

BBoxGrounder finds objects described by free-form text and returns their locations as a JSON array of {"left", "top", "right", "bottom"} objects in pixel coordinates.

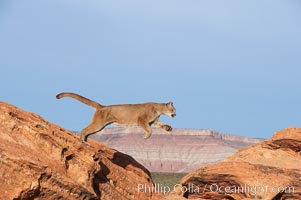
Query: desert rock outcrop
[
  {"left": 0, "top": 102, "right": 161, "bottom": 200},
  {"left": 171, "top": 127, "right": 301, "bottom": 199}
]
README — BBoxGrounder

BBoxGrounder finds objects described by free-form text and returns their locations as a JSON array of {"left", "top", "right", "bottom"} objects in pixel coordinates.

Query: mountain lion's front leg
[
  {"left": 138, "top": 118, "right": 153, "bottom": 139},
  {"left": 152, "top": 120, "right": 173, "bottom": 131}
]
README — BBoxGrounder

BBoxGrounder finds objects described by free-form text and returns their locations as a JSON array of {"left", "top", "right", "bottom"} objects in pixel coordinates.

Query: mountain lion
[{"left": 56, "top": 92, "right": 176, "bottom": 143}]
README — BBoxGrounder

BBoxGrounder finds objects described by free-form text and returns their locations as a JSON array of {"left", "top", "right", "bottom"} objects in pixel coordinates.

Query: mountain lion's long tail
[{"left": 56, "top": 92, "right": 103, "bottom": 109}]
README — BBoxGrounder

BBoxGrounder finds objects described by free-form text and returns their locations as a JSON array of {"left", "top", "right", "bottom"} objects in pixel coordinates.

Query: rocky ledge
[
  {"left": 170, "top": 127, "right": 301, "bottom": 199},
  {"left": 0, "top": 102, "right": 162, "bottom": 200}
]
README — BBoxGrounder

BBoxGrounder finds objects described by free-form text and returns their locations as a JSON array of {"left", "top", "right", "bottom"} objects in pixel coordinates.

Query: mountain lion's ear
[{"left": 166, "top": 102, "right": 173, "bottom": 106}]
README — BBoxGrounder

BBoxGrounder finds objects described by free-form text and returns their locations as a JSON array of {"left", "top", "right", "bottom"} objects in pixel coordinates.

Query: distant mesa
[{"left": 91, "top": 127, "right": 262, "bottom": 172}]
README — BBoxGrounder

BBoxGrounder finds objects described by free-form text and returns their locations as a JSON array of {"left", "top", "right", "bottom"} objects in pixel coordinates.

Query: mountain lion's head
[{"left": 165, "top": 102, "right": 176, "bottom": 118}]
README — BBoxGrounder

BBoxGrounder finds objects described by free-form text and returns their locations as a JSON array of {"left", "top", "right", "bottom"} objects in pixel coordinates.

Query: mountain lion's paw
[{"left": 163, "top": 125, "right": 172, "bottom": 132}]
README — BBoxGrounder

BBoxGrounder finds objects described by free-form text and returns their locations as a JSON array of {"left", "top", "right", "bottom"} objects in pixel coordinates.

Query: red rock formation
[
  {"left": 91, "top": 128, "right": 261, "bottom": 172},
  {"left": 171, "top": 127, "right": 301, "bottom": 199},
  {"left": 0, "top": 102, "right": 162, "bottom": 200}
]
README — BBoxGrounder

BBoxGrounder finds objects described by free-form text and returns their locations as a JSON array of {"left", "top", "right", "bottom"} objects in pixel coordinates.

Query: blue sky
[{"left": 1, "top": 0, "right": 301, "bottom": 138}]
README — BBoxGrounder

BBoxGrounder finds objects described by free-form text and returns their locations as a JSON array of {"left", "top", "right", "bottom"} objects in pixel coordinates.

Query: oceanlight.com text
[{"left": 137, "top": 183, "right": 295, "bottom": 196}]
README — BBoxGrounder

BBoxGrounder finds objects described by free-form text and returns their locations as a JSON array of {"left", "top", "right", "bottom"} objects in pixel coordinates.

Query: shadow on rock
[
  {"left": 110, "top": 151, "right": 151, "bottom": 179},
  {"left": 92, "top": 162, "right": 110, "bottom": 198}
]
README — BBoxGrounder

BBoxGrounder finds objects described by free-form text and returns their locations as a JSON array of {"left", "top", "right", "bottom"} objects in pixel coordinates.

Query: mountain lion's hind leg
[
  {"left": 80, "top": 111, "right": 107, "bottom": 143},
  {"left": 152, "top": 120, "right": 173, "bottom": 131}
]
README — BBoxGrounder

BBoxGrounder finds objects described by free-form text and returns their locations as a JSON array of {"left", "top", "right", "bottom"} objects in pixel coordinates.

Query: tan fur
[{"left": 56, "top": 92, "right": 176, "bottom": 142}]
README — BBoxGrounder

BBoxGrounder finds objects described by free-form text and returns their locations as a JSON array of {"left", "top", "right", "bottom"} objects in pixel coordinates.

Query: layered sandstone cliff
[
  {"left": 0, "top": 102, "right": 162, "bottom": 200},
  {"left": 170, "top": 127, "right": 301, "bottom": 199},
  {"left": 92, "top": 128, "right": 261, "bottom": 172}
]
